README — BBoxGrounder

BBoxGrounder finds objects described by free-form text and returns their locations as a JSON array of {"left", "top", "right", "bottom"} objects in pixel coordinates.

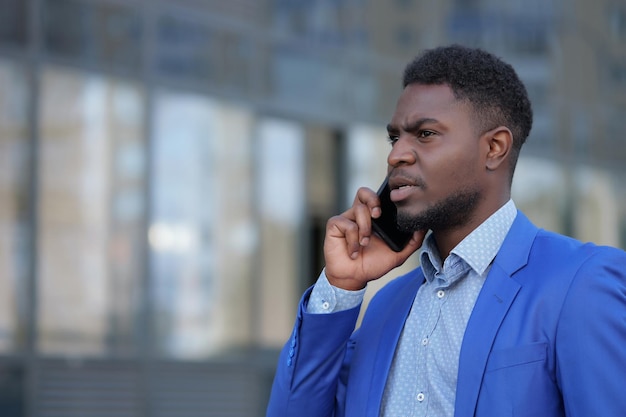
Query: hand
[{"left": 323, "top": 187, "right": 426, "bottom": 291}]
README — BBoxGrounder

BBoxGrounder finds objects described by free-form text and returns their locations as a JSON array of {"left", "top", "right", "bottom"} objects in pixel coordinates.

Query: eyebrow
[{"left": 386, "top": 117, "right": 439, "bottom": 134}]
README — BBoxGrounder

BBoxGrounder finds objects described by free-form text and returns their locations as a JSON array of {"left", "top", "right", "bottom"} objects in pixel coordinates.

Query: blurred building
[{"left": 0, "top": 0, "right": 624, "bottom": 416}]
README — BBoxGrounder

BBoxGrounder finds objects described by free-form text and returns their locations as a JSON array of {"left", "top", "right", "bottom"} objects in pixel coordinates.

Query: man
[{"left": 266, "top": 45, "right": 626, "bottom": 417}]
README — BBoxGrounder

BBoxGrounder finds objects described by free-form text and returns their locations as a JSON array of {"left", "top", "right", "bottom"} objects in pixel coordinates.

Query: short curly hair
[{"left": 403, "top": 45, "right": 533, "bottom": 173}]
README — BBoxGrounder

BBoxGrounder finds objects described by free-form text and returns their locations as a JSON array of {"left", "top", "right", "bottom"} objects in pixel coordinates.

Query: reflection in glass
[
  {"left": 256, "top": 118, "right": 305, "bottom": 347},
  {"left": 514, "top": 157, "right": 624, "bottom": 248},
  {"left": 150, "top": 91, "right": 256, "bottom": 359},
  {"left": 0, "top": 59, "right": 30, "bottom": 354},
  {"left": 346, "top": 125, "right": 388, "bottom": 208},
  {"left": 38, "top": 66, "right": 145, "bottom": 356},
  {"left": 155, "top": 15, "right": 215, "bottom": 81},
  {"left": 43, "top": 0, "right": 142, "bottom": 74},
  {"left": 512, "top": 157, "right": 566, "bottom": 233},
  {"left": 0, "top": 0, "right": 28, "bottom": 47}
]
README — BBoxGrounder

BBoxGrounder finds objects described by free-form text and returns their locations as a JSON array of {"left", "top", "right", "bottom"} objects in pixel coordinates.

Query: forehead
[{"left": 390, "top": 83, "right": 470, "bottom": 126}]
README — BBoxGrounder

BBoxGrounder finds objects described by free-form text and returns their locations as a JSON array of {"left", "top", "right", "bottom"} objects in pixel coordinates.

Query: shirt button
[
  {"left": 421, "top": 338, "right": 429, "bottom": 346},
  {"left": 416, "top": 392, "right": 425, "bottom": 402},
  {"left": 437, "top": 290, "right": 445, "bottom": 299},
  {"left": 322, "top": 301, "right": 330, "bottom": 310}
]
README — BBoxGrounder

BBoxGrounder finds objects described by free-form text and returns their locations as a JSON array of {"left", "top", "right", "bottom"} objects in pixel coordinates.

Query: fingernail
[{"left": 360, "top": 237, "right": 369, "bottom": 246}]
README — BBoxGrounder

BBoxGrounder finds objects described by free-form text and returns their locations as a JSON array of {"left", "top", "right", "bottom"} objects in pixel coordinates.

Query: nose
[{"left": 387, "top": 136, "right": 416, "bottom": 168}]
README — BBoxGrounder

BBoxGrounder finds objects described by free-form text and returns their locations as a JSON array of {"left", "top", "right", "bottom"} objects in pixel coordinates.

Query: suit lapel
[
  {"left": 454, "top": 212, "right": 538, "bottom": 417},
  {"left": 454, "top": 265, "right": 520, "bottom": 417}
]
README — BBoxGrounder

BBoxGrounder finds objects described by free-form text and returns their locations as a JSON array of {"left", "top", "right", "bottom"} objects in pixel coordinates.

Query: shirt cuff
[{"left": 307, "top": 269, "right": 366, "bottom": 314}]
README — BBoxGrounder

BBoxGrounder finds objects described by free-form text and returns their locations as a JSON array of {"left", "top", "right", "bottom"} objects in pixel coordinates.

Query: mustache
[{"left": 388, "top": 169, "right": 426, "bottom": 188}]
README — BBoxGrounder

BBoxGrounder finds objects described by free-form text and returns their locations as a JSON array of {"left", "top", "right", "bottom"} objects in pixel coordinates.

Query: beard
[{"left": 396, "top": 187, "right": 482, "bottom": 233}]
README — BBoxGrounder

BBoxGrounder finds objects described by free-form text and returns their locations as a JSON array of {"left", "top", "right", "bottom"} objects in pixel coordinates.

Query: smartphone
[{"left": 371, "top": 177, "right": 413, "bottom": 252}]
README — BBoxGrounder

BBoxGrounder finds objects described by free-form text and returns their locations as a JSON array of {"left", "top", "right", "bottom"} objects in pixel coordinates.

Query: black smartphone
[{"left": 371, "top": 177, "right": 413, "bottom": 252}]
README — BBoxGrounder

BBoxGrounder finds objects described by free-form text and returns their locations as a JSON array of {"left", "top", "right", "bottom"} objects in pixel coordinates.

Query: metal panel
[
  {"left": 37, "top": 359, "right": 143, "bottom": 417},
  {"left": 0, "top": 360, "right": 25, "bottom": 417},
  {"left": 148, "top": 361, "right": 265, "bottom": 417},
  {"left": 34, "top": 357, "right": 276, "bottom": 417}
]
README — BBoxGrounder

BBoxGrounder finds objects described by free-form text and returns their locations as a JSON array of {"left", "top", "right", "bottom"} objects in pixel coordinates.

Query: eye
[
  {"left": 387, "top": 135, "right": 399, "bottom": 145},
  {"left": 417, "top": 130, "right": 437, "bottom": 141}
]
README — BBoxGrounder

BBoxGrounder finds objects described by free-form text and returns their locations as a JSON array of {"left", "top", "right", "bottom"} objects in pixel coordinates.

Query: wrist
[{"left": 326, "top": 274, "right": 367, "bottom": 291}]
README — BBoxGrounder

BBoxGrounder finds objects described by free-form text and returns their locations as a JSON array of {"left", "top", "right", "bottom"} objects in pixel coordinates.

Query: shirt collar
[{"left": 420, "top": 200, "right": 517, "bottom": 283}]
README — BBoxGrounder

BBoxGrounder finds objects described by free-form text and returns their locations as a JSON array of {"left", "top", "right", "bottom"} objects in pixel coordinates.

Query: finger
[
  {"left": 353, "top": 187, "right": 381, "bottom": 245},
  {"left": 355, "top": 187, "right": 381, "bottom": 218},
  {"left": 353, "top": 201, "right": 373, "bottom": 247},
  {"left": 326, "top": 215, "right": 361, "bottom": 258}
]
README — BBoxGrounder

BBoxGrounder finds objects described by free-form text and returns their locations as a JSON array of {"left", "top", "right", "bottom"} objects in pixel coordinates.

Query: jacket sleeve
[
  {"left": 556, "top": 246, "right": 626, "bottom": 417},
  {"left": 266, "top": 286, "right": 361, "bottom": 417}
]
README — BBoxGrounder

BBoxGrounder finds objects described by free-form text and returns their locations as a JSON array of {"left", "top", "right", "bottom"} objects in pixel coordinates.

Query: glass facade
[
  {"left": 37, "top": 66, "right": 145, "bottom": 356},
  {"left": 256, "top": 118, "right": 306, "bottom": 345},
  {"left": 0, "top": 59, "right": 30, "bottom": 355},
  {"left": 0, "top": 0, "right": 624, "bottom": 416},
  {"left": 43, "top": 0, "right": 143, "bottom": 75},
  {"left": 0, "top": 0, "right": 28, "bottom": 48},
  {"left": 150, "top": 91, "right": 257, "bottom": 358}
]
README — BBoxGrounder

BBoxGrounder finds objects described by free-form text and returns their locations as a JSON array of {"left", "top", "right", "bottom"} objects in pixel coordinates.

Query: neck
[{"left": 431, "top": 197, "right": 510, "bottom": 259}]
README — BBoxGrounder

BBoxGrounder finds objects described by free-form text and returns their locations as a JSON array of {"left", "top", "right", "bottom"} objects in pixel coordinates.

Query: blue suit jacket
[{"left": 267, "top": 212, "right": 626, "bottom": 417}]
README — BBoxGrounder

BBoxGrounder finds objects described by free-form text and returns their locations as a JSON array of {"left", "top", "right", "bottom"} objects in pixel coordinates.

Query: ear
[{"left": 483, "top": 126, "right": 513, "bottom": 171}]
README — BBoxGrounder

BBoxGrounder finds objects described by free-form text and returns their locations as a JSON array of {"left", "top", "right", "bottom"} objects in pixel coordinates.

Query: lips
[
  {"left": 388, "top": 174, "right": 422, "bottom": 203},
  {"left": 390, "top": 185, "right": 418, "bottom": 202},
  {"left": 388, "top": 173, "right": 421, "bottom": 190}
]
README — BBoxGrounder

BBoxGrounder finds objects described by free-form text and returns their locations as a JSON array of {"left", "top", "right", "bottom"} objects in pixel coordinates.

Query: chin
[
  {"left": 396, "top": 202, "right": 426, "bottom": 217},
  {"left": 396, "top": 208, "right": 428, "bottom": 232}
]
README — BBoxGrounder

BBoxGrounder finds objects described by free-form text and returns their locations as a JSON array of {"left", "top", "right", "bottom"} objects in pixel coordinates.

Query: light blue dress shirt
[{"left": 308, "top": 200, "right": 517, "bottom": 417}]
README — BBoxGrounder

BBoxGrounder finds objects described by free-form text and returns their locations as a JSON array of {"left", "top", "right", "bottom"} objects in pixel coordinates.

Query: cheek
[{"left": 428, "top": 151, "right": 482, "bottom": 190}]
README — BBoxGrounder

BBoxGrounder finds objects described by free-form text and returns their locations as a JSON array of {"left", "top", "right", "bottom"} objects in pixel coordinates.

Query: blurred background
[{"left": 0, "top": 0, "right": 625, "bottom": 416}]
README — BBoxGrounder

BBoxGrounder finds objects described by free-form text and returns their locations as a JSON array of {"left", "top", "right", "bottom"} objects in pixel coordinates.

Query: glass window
[
  {"left": 606, "top": 105, "right": 626, "bottom": 162},
  {"left": 395, "top": 0, "right": 414, "bottom": 8},
  {"left": 609, "top": 6, "right": 626, "bottom": 40},
  {"left": 150, "top": 91, "right": 256, "bottom": 359},
  {"left": 43, "top": 0, "right": 143, "bottom": 75},
  {"left": 512, "top": 157, "right": 568, "bottom": 233},
  {"left": 573, "top": 167, "right": 622, "bottom": 248},
  {"left": 513, "top": 157, "right": 625, "bottom": 249},
  {"left": 256, "top": 118, "right": 305, "bottom": 347},
  {"left": 155, "top": 14, "right": 260, "bottom": 95},
  {"left": 453, "top": 0, "right": 480, "bottom": 9},
  {"left": 271, "top": 48, "right": 356, "bottom": 119},
  {"left": 0, "top": 0, "right": 28, "bottom": 48},
  {"left": 0, "top": 59, "right": 31, "bottom": 354},
  {"left": 345, "top": 125, "right": 388, "bottom": 207},
  {"left": 38, "top": 66, "right": 145, "bottom": 356},
  {"left": 155, "top": 15, "right": 216, "bottom": 82},
  {"left": 304, "top": 127, "right": 341, "bottom": 285},
  {"left": 395, "top": 25, "right": 416, "bottom": 48}
]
